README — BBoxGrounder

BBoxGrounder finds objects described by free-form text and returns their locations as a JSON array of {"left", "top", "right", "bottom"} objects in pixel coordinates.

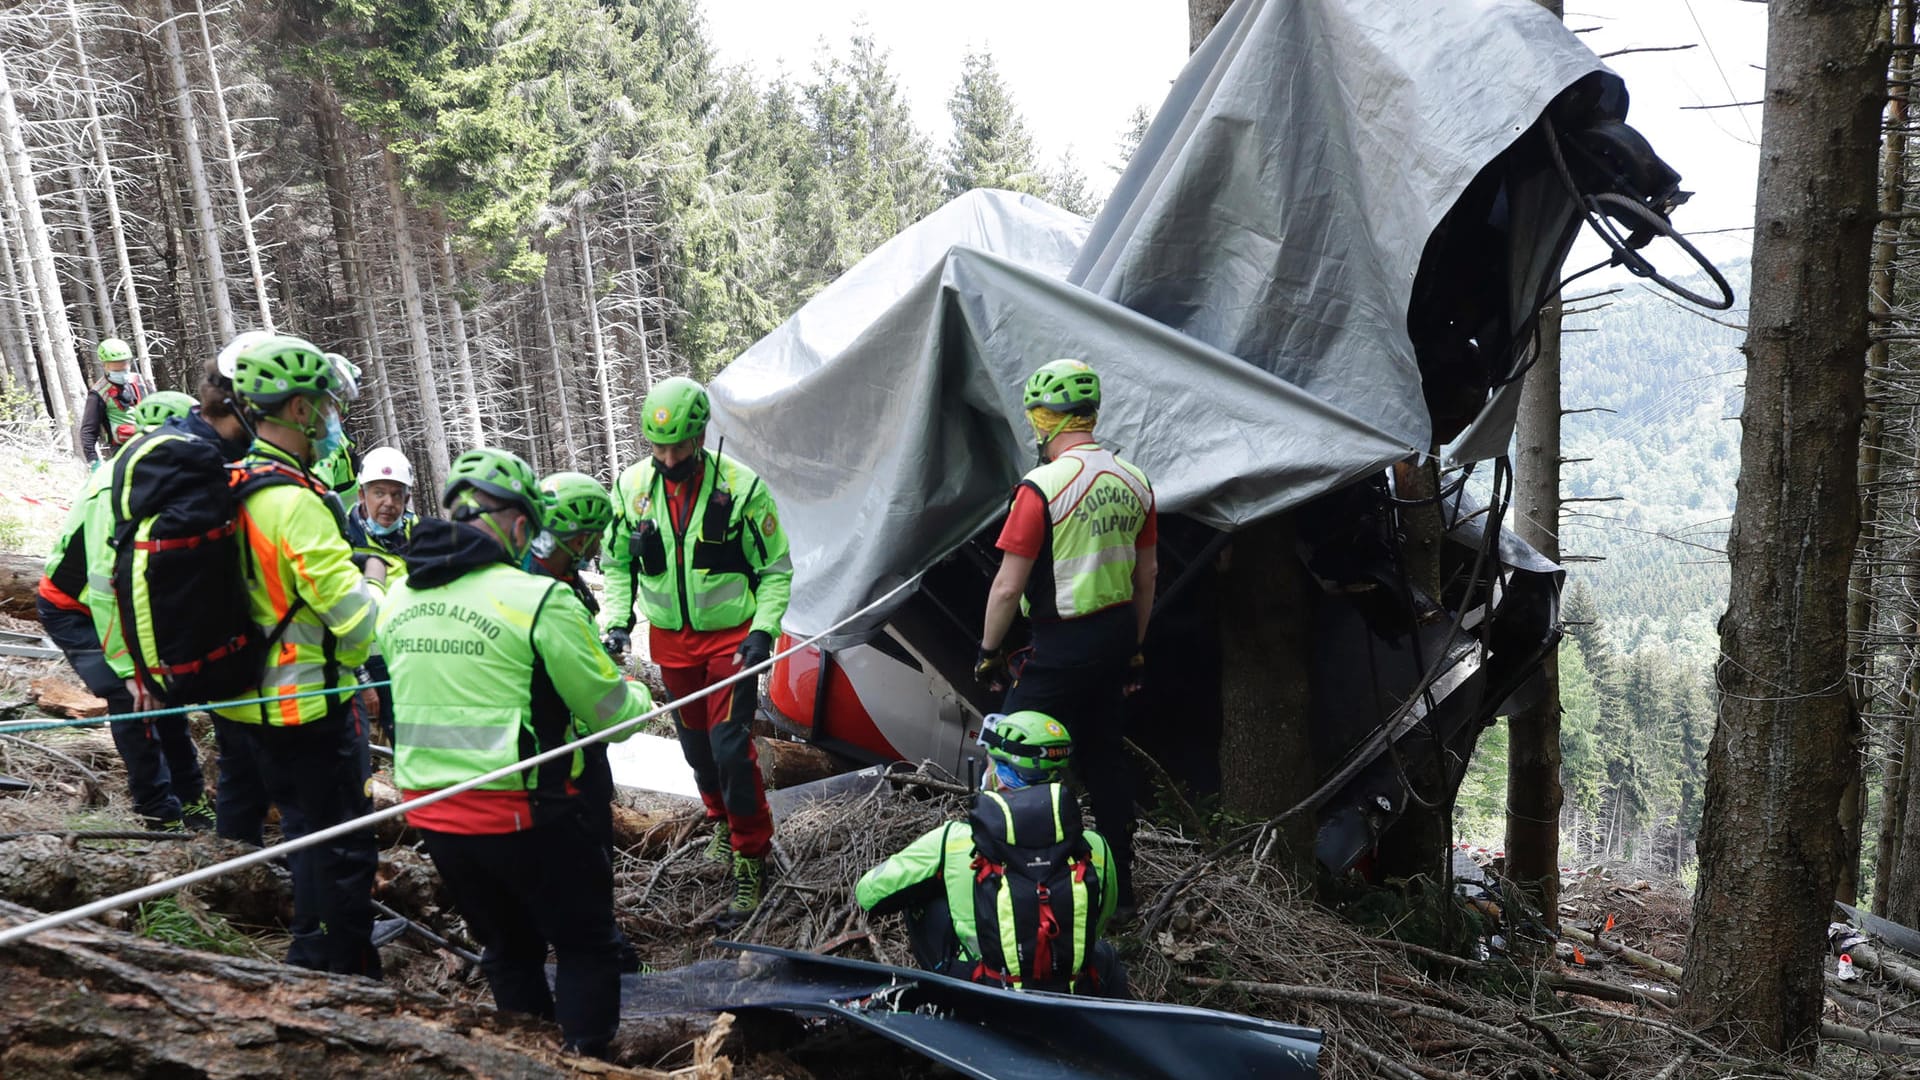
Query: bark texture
[
  {"left": 1678, "top": 0, "right": 1885, "bottom": 1055},
  {"left": 1507, "top": 291, "right": 1564, "bottom": 930},
  {"left": 1188, "top": 0, "right": 1234, "bottom": 53},
  {"left": 1216, "top": 515, "right": 1317, "bottom": 877}
]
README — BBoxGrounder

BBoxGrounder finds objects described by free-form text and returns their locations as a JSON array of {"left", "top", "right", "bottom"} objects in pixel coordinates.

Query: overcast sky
[{"left": 700, "top": 0, "right": 1767, "bottom": 268}]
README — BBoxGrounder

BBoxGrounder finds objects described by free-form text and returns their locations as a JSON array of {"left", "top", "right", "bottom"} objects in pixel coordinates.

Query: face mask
[
  {"left": 364, "top": 514, "right": 405, "bottom": 538},
  {"left": 106, "top": 371, "right": 129, "bottom": 386},
  {"left": 312, "top": 408, "right": 346, "bottom": 461},
  {"left": 656, "top": 453, "right": 698, "bottom": 483},
  {"left": 991, "top": 762, "right": 1033, "bottom": 791}
]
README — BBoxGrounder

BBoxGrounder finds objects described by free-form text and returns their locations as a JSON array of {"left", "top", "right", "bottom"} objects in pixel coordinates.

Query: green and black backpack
[
  {"left": 109, "top": 433, "right": 312, "bottom": 706},
  {"left": 964, "top": 784, "right": 1107, "bottom": 994}
]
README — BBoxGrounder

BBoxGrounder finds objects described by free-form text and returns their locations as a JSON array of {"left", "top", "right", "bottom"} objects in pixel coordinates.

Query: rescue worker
[
  {"left": 975, "top": 359, "right": 1157, "bottom": 912},
  {"left": 533, "top": 471, "right": 620, "bottom": 851},
  {"left": 345, "top": 446, "right": 418, "bottom": 741},
  {"left": 216, "top": 334, "right": 386, "bottom": 977},
  {"left": 382, "top": 448, "right": 655, "bottom": 1060},
  {"left": 76, "top": 337, "right": 151, "bottom": 467},
  {"left": 38, "top": 390, "right": 209, "bottom": 830},
  {"left": 856, "top": 710, "right": 1128, "bottom": 997},
  {"left": 603, "top": 376, "right": 792, "bottom": 927},
  {"left": 345, "top": 446, "right": 418, "bottom": 562}
]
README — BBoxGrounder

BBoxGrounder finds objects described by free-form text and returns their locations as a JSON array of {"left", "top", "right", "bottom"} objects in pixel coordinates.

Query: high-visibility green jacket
[
  {"left": 603, "top": 451, "right": 793, "bottom": 637},
  {"left": 38, "top": 468, "right": 129, "bottom": 671},
  {"left": 1017, "top": 444, "right": 1153, "bottom": 621},
  {"left": 214, "top": 442, "right": 383, "bottom": 727},
  {"left": 381, "top": 517, "right": 653, "bottom": 833},
  {"left": 856, "top": 784, "right": 1117, "bottom": 988}
]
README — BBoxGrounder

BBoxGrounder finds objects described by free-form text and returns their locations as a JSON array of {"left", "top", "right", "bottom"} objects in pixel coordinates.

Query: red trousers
[{"left": 657, "top": 631, "right": 772, "bottom": 858}]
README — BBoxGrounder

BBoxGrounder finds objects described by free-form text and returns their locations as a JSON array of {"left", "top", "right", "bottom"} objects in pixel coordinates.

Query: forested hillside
[
  {"left": 1456, "top": 259, "right": 1748, "bottom": 869},
  {"left": 0, "top": 0, "right": 1106, "bottom": 502},
  {"left": 1560, "top": 259, "right": 1748, "bottom": 656}
]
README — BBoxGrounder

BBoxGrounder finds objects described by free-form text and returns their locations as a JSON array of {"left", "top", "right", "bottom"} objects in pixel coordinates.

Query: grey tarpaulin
[
  {"left": 622, "top": 942, "right": 1322, "bottom": 1080},
  {"left": 709, "top": 0, "right": 1612, "bottom": 645}
]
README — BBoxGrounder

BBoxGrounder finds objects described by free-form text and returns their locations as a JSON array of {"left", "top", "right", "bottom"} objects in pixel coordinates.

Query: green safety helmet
[
  {"left": 540, "top": 471, "right": 615, "bottom": 537},
  {"left": 97, "top": 338, "right": 134, "bottom": 366},
  {"left": 129, "top": 390, "right": 196, "bottom": 432},
  {"left": 1022, "top": 359, "right": 1101, "bottom": 415},
  {"left": 444, "top": 446, "right": 544, "bottom": 528},
  {"left": 641, "top": 376, "right": 711, "bottom": 445},
  {"left": 231, "top": 334, "right": 349, "bottom": 411},
  {"left": 980, "top": 710, "right": 1074, "bottom": 780}
]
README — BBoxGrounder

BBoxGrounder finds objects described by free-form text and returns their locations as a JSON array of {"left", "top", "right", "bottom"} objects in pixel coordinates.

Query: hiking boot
[
  {"left": 704, "top": 819, "right": 733, "bottom": 864},
  {"left": 179, "top": 793, "right": 216, "bottom": 833},
  {"left": 715, "top": 853, "right": 765, "bottom": 929}
]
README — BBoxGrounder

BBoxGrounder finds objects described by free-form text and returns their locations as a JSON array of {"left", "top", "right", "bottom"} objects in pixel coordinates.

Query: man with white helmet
[
  {"left": 345, "top": 446, "right": 417, "bottom": 741},
  {"left": 347, "top": 447, "right": 418, "bottom": 566}
]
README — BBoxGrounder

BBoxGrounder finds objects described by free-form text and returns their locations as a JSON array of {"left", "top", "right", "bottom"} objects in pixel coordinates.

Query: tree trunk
[
  {"left": 432, "top": 215, "right": 483, "bottom": 445},
  {"left": 194, "top": 0, "right": 272, "bottom": 331},
  {"left": 67, "top": 0, "right": 147, "bottom": 381},
  {"left": 383, "top": 149, "right": 451, "bottom": 499},
  {"left": 538, "top": 272, "right": 578, "bottom": 470},
  {"left": 1506, "top": 288, "right": 1565, "bottom": 931},
  {"left": 577, "top": 212, "right": 619, "bottom": 477},
  {"left": 0, "top": 203, "right": 35, "bottom": 400},
  {"left": 1678, "top": 0, "right": 1884, "bottom": 1057},
  {"left": 0, "top": 52, "right": 80, "bottom": 433},
  {"left": 1188, "top": 0, "right": 1234, "bottom": 53},
  {"left": 157, "top": 0, "right": 236, "bottom": 342},
  {"left": 1216, "top": 515, "right": 1317, "bottom": 878},
  {"left": 142, "top": 31, "right": 211, "bottom": 364},
  {"left": 1373, "top": 460, "right": 1454, "bottom": 884},
  {"left": 67, "top": 166, "right": 115, "bottom": 344}
]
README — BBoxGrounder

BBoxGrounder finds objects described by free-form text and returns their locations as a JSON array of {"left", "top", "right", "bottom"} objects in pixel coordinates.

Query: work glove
[
  {"left": 974, "top": 645, "right": 1008, "bottom": 690},
  {"left": 603, "top": 627, "right": 631, "bottom": 659},
  {"left": 735, "top": 629, "right": 773, "bottom": 671},
  {"left": 87, "top": 458, "right": 101, "bottom": 473},
  {"left": 1123, "top": 652, "right": 1146, "bottom": 697}
]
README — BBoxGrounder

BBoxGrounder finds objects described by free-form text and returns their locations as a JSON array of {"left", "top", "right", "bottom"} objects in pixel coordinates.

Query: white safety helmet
[
  {"left": 215, "top": 329, "right": 275, "bottom": 381},
  {"left": 357, "top": 446, "right": 415, "bottom": 489}
]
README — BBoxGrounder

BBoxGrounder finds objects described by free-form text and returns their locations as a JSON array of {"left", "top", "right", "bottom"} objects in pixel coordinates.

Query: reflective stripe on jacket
[
  {"left": 602, "top": 450, "right": 793, "bottom": 637},
  {"left": 1017, "top": 444, "right": 1153, "bottom": 621},
  {"left": 214, "top": 442, "right": 382, "bottom": 726},
  {"left": 381, "top": 558, "right": 653, "bottom": 831}
]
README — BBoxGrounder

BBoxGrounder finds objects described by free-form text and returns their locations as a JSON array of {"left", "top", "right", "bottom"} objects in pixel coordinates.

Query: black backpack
[
  {"left": 109, "top": 432, "right": 308, "bottom": 706},
  {"left": 964, "top": 784, "right": 1106, "bottom": 993}
]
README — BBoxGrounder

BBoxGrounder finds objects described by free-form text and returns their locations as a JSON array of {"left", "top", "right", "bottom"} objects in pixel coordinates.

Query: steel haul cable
[{"left": 0, "top": 573, "right": 923, "bottom": 948}]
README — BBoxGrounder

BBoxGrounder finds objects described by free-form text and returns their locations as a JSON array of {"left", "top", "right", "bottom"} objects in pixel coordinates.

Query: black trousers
[
  {"left": 213, "top": 710, "right": 380, "bottom": 977},
  {"left": 39, "top": 598, "right": 203, "bottom": 824},
  {"left": 420, "top": 813, "right": 622, "bottom": 1056},
  {"left": 1005, "top": 607, "right": 1137, "bottom": 906}
]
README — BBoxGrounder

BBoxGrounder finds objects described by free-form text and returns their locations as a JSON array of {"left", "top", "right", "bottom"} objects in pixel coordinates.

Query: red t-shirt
[{"left": 996, "top": 468, "right": 1158, "bottom": 559}]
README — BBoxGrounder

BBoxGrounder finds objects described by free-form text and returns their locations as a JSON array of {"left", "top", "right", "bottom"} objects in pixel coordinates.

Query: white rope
[{"left": 0, "top": 574, "right": 923, "bottom": 947}]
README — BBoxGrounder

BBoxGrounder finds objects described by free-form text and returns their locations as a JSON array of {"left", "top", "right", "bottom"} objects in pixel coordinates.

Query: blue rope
[{"left": 0, "top": 681, "right": 393, "bottom": 735}]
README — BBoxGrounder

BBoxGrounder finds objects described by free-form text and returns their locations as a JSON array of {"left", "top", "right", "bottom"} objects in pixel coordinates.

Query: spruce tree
[{"left": 944, "top": 48, "right": 1046, "bottom": 199}]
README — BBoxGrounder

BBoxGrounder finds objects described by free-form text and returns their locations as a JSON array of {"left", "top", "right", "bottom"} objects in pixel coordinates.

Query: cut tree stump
[
  {"left": 0, "top": 553, "right": 41, "bottom": 619},
  {"left": 0, "top": 898, "right": 709, "bottom": 1078},
  {"left": 756, "top": 737, "right": 841, "bottom": 789},
  {"left": 29, "top": 673, "right": 106, "bottom": 719}
]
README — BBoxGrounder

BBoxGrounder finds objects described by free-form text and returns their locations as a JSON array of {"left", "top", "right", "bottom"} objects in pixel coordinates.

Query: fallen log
[
  {"left": 0, "top": 552, "right": 41, "bottom": 619},
  {"left": 0, "top": 833, "right": 291, "bottom": 927},
  {"left": 1562, "top": 925, "right": 1682, "bottom": 980},
  {"left": 28, "top": 673, "right": 105, "bottom": 719},
  {"left": 0, "top": 898, "right": 705, "bottom": 1078},
  {"left": 1846, "top": 941, "right": 1920, "bottom": 997}
]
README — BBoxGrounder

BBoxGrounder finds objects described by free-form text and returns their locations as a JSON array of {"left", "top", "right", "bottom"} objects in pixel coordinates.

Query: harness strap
[{"left": 132, "top": 520, "right": 239, "bottom": 552}]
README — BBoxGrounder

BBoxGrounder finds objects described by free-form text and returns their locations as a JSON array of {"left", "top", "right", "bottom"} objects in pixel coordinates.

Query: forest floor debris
[{"left": 0, "top": 714, "right": 1911, "bottom": 1078}]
